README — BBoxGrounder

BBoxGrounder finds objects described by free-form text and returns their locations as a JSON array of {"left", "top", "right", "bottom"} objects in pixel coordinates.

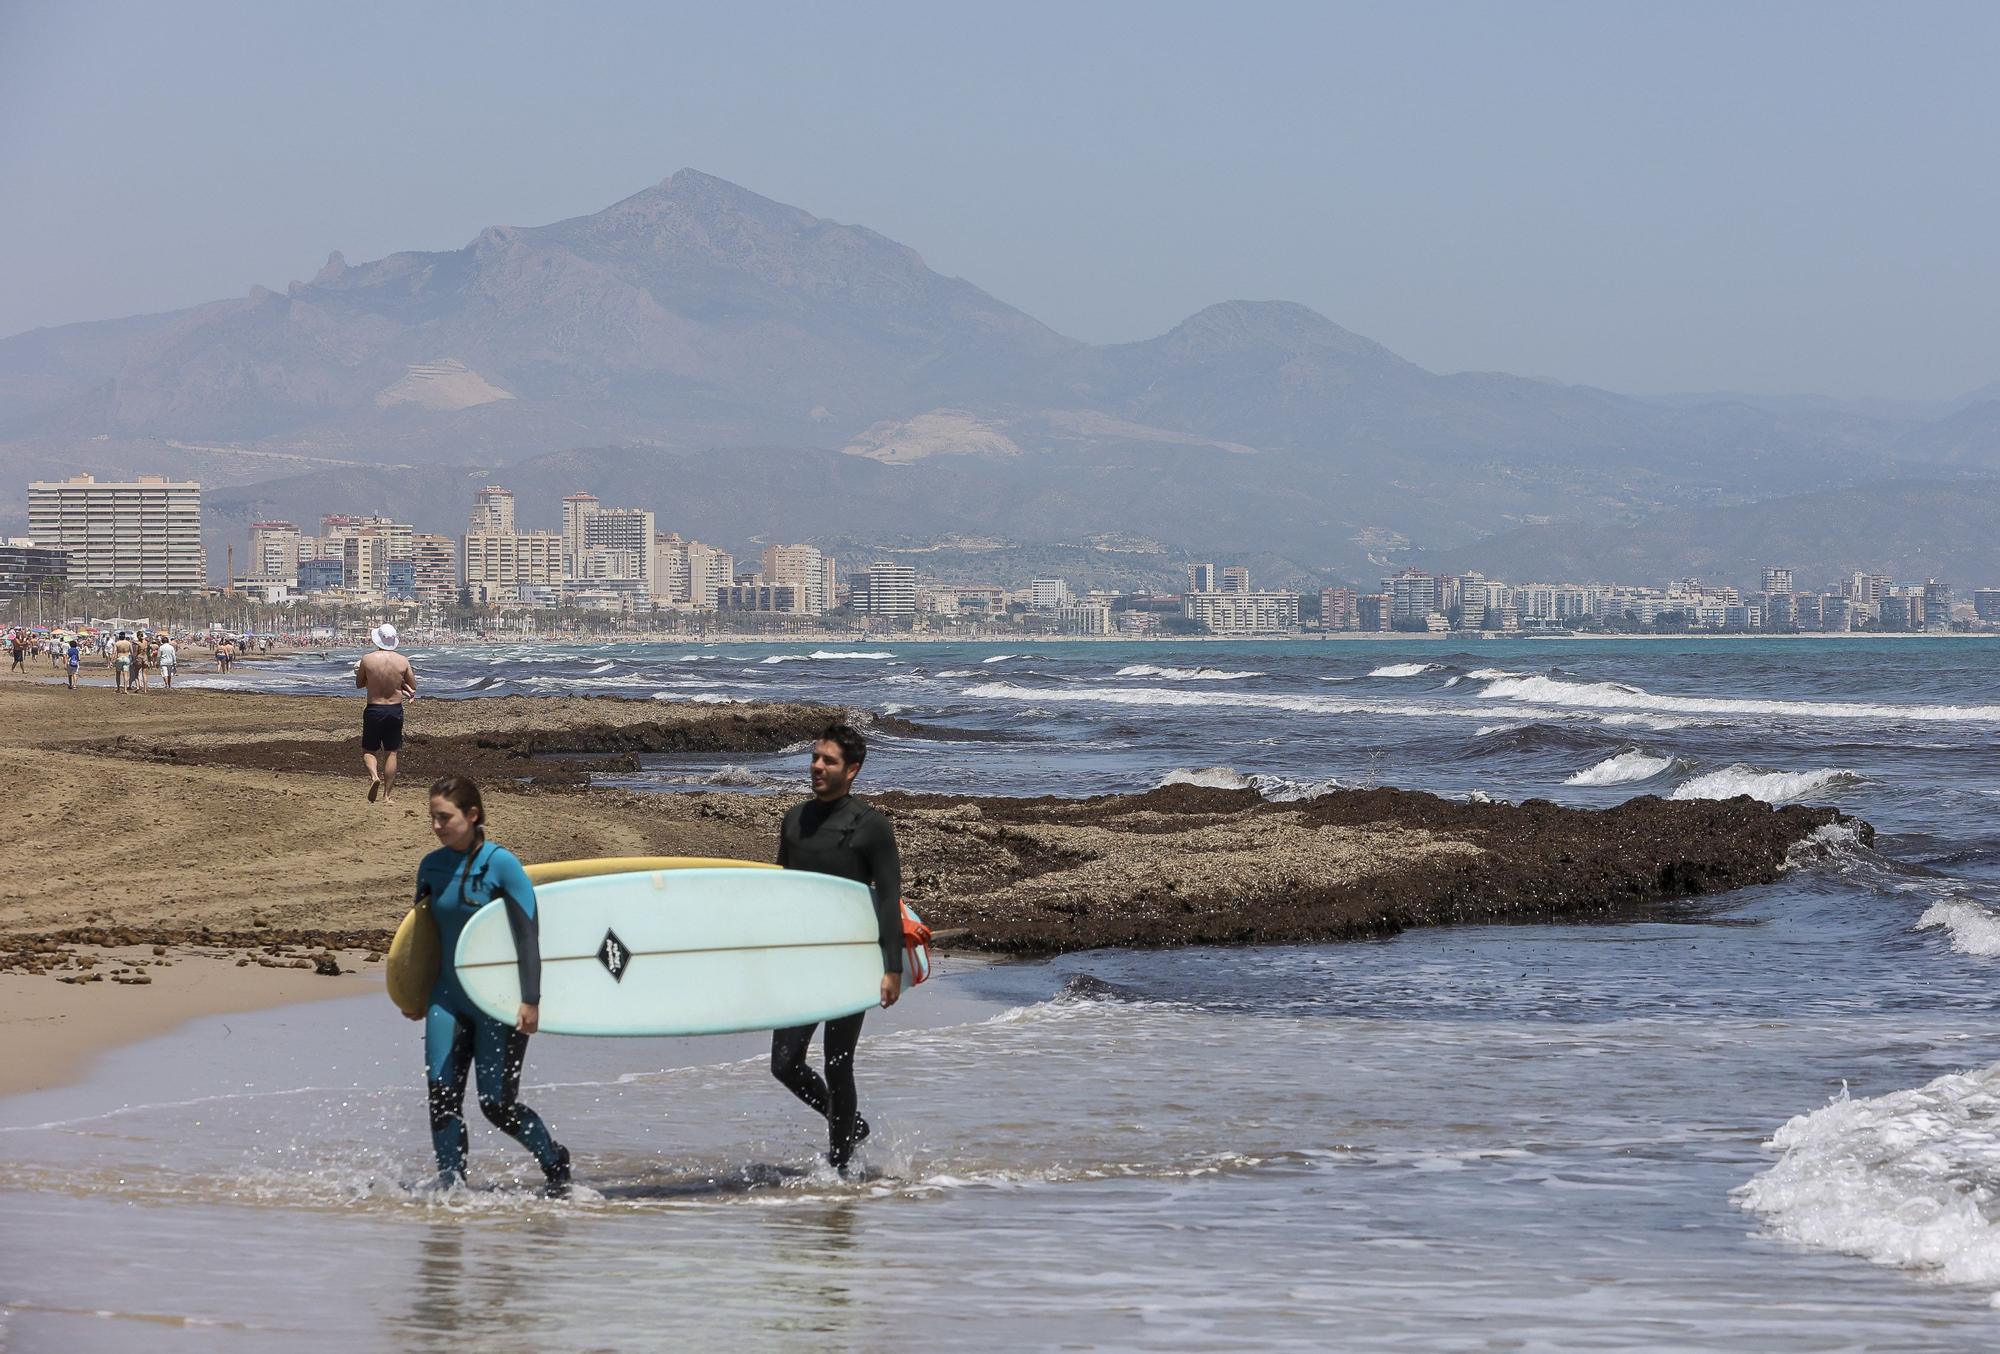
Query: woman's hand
[
  {"left": 879, "top": 972, "right": 902, "bottom": 1009},
  {"left": 517, "top": 1003, "right": 539, "bottom": 1034}
]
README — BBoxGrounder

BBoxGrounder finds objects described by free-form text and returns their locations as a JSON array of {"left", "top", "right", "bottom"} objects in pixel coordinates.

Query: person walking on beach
[
  {"left": 65, "top": 638, "right": 80, "bottom": 691},
  {"left": 158, "top": 637, "right": 177, "bottom": 690},
  {"left": 8, "top": 632, "right": 24, "bottom": 674},
  {"left": 111, "top": 632, "right": 133, "bottom": 693},
  {"left": 769, "top": 722, "right": 904, "bottom": 1173},
  {"left": 411, "top": 775, "right": 571, "bottom": 1193},
  {"left": 130, "top": 636, "right": 149, "bottom": 694},
  {"left": 356, "top": 624, "right": 416, "bottom": 803}
]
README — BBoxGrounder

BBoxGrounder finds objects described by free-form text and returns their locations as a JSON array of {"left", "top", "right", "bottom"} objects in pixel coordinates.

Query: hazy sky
[{"left": 2, "top": 0, "right": 1995, "bottom": 400}]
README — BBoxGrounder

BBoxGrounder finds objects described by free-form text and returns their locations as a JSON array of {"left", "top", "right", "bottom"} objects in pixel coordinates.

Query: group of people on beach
[
  {"left": 360, "top": 624, "right": 907, "bottom": 1193},
  {"left": 3, "top": 625, "right": 269, "bottom": 691}
]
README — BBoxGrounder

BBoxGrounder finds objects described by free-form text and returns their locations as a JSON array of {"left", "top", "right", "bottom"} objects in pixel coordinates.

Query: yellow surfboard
[
  {"left": 386, "top": 902, "right": 440, "bottom": 1019},
  {"left": 386, "top": 855, "right": 776, "bottom": 1016}
]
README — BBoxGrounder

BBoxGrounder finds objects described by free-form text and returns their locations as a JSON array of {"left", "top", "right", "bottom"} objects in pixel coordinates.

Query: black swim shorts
[{"left": 362, "top": 703, "right": 406, "bottom": 752}]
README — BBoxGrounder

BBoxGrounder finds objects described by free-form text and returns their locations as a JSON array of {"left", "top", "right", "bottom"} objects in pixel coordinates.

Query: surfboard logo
[{"left": 597, "top": 929, "right": 630, "bottom": 982}]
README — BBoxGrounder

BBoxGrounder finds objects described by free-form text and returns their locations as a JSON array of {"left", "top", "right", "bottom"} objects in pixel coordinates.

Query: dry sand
[{"left": 0, "top": 669, "right": 1855, "bottom": 1098}]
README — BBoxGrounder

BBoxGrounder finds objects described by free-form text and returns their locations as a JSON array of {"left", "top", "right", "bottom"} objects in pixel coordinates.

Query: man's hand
[
  {"left": 879, "top": 972, "right": 902, "bottom": 1009},
  {"left": 517, "top": 1002, "right": 539, "bottom": 1034}
]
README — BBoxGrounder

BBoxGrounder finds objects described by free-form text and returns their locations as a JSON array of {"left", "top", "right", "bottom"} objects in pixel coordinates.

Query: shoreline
[{"left": 0, "top": 679, "right": 1866, "bottom": 1098}]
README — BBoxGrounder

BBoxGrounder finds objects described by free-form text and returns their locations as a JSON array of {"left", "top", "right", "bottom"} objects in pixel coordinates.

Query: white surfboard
[{"left": 453, "top": 867, "right": 884, "bottom": 1036}]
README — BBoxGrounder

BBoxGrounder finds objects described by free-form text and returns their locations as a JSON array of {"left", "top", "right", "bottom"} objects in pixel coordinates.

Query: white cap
[{"left": 370, "top": 623, "right": 400, "bottom": 651}]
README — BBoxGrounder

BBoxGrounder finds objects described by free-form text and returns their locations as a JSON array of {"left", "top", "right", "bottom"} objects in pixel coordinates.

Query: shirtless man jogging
[
  {"left": 769, "top": 722, "right": 903, "bottom": 1174},
  {"left": 355, "top": 623, "right": 417, "bottom": 803}
]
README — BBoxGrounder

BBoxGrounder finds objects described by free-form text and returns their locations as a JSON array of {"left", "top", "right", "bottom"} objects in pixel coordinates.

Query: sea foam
[
  {"left": 1156, "top": 767, "right": 1344, "bottom": 801},
  {"left": 1368, "top": 662, "right": 1439, "bottom": 678},
  {"left": 1480, "top": 673, "right": 2000, "bottom": 724},
  {"left": 1563, "top": 750, "right": 1677, "bottom": 786},
  {"left": 1917, "top": 901, "right": 2000, "bottom": 957},
  {"left": 1115, "top": 664, "right": 1263, "bottom": 680},
  {"left": 1738, "top": 1066, "right": 2000, "bottom": 1295},
  {"left": 1669, "top": 765, "right": 1858, "bottom": 803}
]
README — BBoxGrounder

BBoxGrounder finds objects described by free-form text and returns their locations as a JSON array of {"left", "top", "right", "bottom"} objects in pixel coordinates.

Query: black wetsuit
[{"left": 771, "top": 794, "right": 902, "bottom": 1168}]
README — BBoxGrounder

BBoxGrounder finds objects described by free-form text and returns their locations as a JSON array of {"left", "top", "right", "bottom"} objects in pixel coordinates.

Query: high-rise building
[
  {"left": 342, "top": 532, "right": 391, "bottom": 598},
  {"left": 653, "top": 533, "right": 692, "bottom": 603},
  {"left": 1219, "top": 566, "right": 1251, "bottom": 594},
  {"left": 469, "top": 486, "right": 516, "bottom": 535},
  {"left": 1058, "top": 603, "right": 1112, "bottom": 635},
  {"left": 1187, "top": 563, "right": 1215, "bottom": 594},
  {"left": 762, "top": 544, "right": 836, "bottom": 614},
  {"left": 1185, "top": 591, "right": 1300, "bottom": 634},
  {"left": 462, "top": 530, "right": 564, "bottom": 604},
  {"left": 1319, "top": 587, "right": 1360, "bottom": 631},
  {"left": 28, "top": 474, "right": 205, "bottom": 592},
  {"left": 1762, "top": 567, "right": 1794, "bottom": 595},
  {"left": 1383, "top": 570, "right": 1440, "bottom": 628},
  {"left": 560, "top": 492, "right": 600, "bottom": 579},
  {"left": 1974, "top": 589, "right": 2000, "bottom": 623},
  {"left": 0, "top": 541, "right": 68, "bottom": 602},
  {"left": 580, "top": 507, "right": 656, "bottom": 594},
  {"left": 1030, "top": 578, "right": 1070, "bottom": 610},
  {"left": 248, "top": 521, "right": 302, "bottom": 579},
  {"left": 685, "top": 541, "right": 734, "bottom": 608},
  {"left": 411, "top": 534, "right": 458, "bottom": 602},
  {"left": 853, "top": 563, "right": 918, "bottom": 617},
  {"left": 1456, "top": 572, "right": 1488, "bottom": 630},
  {"left": 1924, "top": 580, "right": 1953, "bottom": 629}
]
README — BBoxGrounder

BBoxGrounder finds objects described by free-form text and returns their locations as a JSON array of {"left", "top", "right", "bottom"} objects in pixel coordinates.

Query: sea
[{"left": 5, "top": 636, "right": 2000, "bottom": 1351}]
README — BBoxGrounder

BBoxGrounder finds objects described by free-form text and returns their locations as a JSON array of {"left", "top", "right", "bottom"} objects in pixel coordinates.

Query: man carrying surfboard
[{"left": 770, "top": 722, "right": 903, "bottom": 1173}]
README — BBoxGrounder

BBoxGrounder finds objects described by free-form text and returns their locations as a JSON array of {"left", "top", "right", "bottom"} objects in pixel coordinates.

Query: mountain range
[{"left": 3, "top": 169, "right": 1994, "bottom": 588}]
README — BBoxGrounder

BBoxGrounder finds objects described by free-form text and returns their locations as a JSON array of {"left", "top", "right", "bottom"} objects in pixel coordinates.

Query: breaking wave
[
  {"left": 1480, "top": 674, "right": 2000, "bottom": 724},
  {"left": 1670, "top": 765, "right": 1859, "bottom": 803},
  {"left": 1156, "top": 766, "right": 1344, "bottom": 802},
  {"left": 1368, "top": 662, "right": 1441, "bottom": 678},
  {"left": 759, "top": 650, "right": 896, "bottom": 664},
  {"left": 1737, "top": 1065, "right": 2000, "bottom": 1295},
  {"left": 1115, "top": 664, "right": 1264, "bottom": 681},
  {"left": 1917, "top": 900, "right": 2000, "bottom": 957},
  {"left": 1563, "top": 750, "right": 1678, "bottom": 786}
]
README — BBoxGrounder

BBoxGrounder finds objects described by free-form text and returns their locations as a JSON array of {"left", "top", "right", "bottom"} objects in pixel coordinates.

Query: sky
[{"left": 1, "top": 0, "right": 1995, "bottom": 402}]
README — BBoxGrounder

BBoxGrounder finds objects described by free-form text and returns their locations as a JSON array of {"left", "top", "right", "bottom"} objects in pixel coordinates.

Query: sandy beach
[{"left": 0, "top": 670, "right": 1857, "bottom": 1097}]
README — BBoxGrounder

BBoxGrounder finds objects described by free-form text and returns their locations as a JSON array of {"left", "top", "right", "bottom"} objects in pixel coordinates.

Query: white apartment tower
[
  {"left": 761, "top": 544, "right": 837, "bottom": 615},
  {"left": 28, "top": 474, "right": 205, "bottom": 592},
  {"left": 560, "top": 492, "right": 600, "bottom": 579},
  {"left": 248, "top": 520, "right": 302, "bottom": 579},
  {"left": 469, "top": 486, "right": 516, "bottom": 535},
  {"left": 580, "top": 507, "right": 656, "bottom": 594}
]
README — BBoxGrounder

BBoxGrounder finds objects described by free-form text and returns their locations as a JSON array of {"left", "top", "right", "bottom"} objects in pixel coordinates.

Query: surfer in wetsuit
[
  {"left": 410, "top": 775, "right": 571, "bottom": 1193},
  {"left": 770, "top": 722, "right": 903, "bottom": 1173}
]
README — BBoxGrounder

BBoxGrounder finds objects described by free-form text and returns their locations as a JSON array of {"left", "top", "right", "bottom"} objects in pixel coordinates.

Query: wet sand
[{"left": 0, "top": 675, "right": 1859, "bottom": 1096}]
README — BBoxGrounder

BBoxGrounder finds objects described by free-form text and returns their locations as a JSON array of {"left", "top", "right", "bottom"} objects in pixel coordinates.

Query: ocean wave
[
  {"left": 652, "top": 692, "right": 748, "bottom": 704},
  {"left": 1670, "top": 765, "right": 1859, "bottom": 803},
  {"left": 1917, "top": 900, "right": 2000, "bottom": 957},
  {"left": 1115, "top": 664, "right": 1264, "bottom": 681},
  {"left": 1563, "top": 750, "right": 1678, "bottom": 786},
  {"left": 960, "top": 680, "right": 1558, "bottom": 724},
  {"left": 587, "top": 661, "right": 618, "bottom": 674},
  {"left": 1480, "top": 673, "right": 2000, "bottom": 725},
  {"left": 1466, "top": 668, "right": 1526, "bottom": 681},
  {"left": 935, "top": 669, "right": 976, "bottom": 678},
  {"left": 759, "top": 650, "right": 896, "bottom": 665},
  {"left": 1159, "top": 766, "right": 1254, "bottom": 790},
  {"left": 1737, "top": 1065, "right": 2000, "bottom": 1294},
  {"left": 1156, "top": 767, "right": 1346, "bottom": 801},
  {"left": 980, "top": 654, "right": 1020, "bottom": 664},
  {"left": 1368, "top": 662, "right": 1440, "bottom": 678}
]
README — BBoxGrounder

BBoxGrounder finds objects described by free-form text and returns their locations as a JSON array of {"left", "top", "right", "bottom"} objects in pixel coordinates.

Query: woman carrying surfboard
[
  {"left": 770, "top": 723, "right": 904, "bottom": 1173},
  {"left": 410, "top": 775, "right": 572, "bottom": 1194}
]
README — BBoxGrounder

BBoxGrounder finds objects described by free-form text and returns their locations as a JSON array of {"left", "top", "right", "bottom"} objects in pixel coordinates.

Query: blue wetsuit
[{"left": 415, "top": 838, "right": 567, "bottom": 1186}]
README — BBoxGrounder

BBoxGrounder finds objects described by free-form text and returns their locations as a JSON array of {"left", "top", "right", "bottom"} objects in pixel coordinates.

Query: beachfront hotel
[{"left": 26, "top": 474, "right": 205, "bottom": 593}]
